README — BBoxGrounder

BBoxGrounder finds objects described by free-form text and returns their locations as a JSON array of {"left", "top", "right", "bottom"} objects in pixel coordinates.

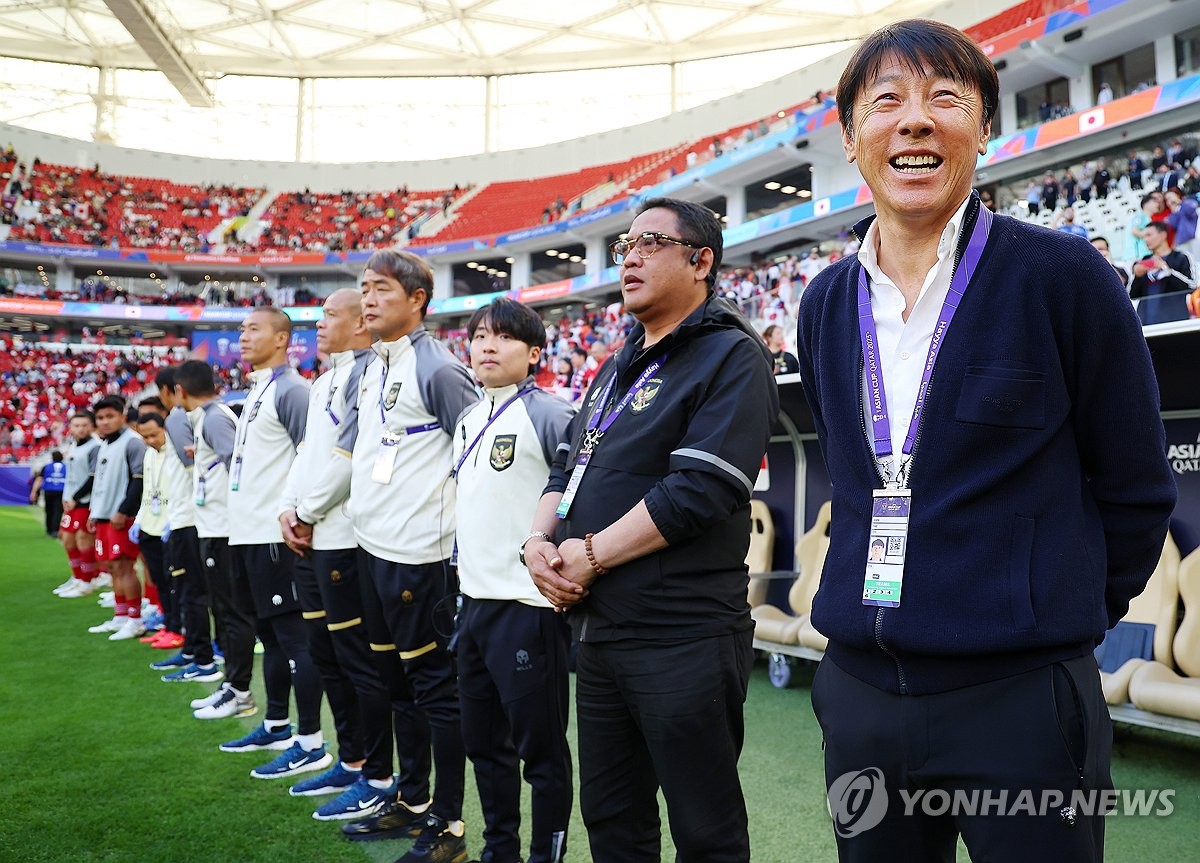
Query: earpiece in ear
[{"left": 690, "top": 250, "right": 700, "bottom": 265}]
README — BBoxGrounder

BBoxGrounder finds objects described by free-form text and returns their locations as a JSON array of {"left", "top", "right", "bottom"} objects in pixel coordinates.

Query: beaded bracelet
[{"left": 584, "top": 532, "right": 609, "bottom": 576}]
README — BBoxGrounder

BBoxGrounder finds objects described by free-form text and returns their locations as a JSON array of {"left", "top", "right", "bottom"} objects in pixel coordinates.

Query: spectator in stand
[
  {"left": 1094, "top": 158, "right": 1112, "bottom": 200},
  {"left": 568, "top": 347, "right": 589, "bottom": 402},
  {"left": 1130, "top": 193, "right": 1160, "bottom": 261},
  {"left": 799, "top": 247, "right": 826, "bottom": 287},
  {"left": 1096, "top": 82, "right": 1114, "bottom": 105},
  {"left": 1024, "top": 180, "right": 1041, "bottom": 216},
  {"left": 1128, "top": 151, "right": 1147, "bottom": 189},
  {"left": 1184, "top": 165, "right": 1200, "bottom": 199},
  {"left": 1090, "top": 236, "right": 1130, "bottom": 288},
  {"left": 1131, "top": 221, "right": 1197, "bottom": 325},
  {"left": 1151, "top": 145, "right": 1168, "bottom": 172},
  {"left": 1155, "top": 163, "right": 1185, "bottom": 194},
  {"left": 1054, "top": 207, "right": 1089, "bottom": 239},
  {"left": 1164, "top": 188, "right": 1198, "bottom": 257},
  {"left": 1078, "top": 162, "right": 1094, "bottom": 203},
  {"left": 1060, "top": 168, "right": 1077, "bottom": 207},
  {"left": 762, "top": 325, "right": 799, "bottom": 375},
  {"left": 1040, "top": 171, "right": 1059, "bottom": 212}
]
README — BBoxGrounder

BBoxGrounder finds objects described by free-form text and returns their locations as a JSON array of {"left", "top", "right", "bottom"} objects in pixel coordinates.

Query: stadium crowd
[{"left": 0, "top": 339, "right": 177, "bottom": 463}]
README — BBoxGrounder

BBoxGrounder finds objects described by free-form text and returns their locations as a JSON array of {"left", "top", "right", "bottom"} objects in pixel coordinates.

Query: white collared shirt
[{"left": 859, "top": 195, "right": 971, "bottom": 472}]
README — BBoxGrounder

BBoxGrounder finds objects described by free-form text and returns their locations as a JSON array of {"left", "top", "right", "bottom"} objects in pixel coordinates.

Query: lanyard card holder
[
  {"left": 863, "top": 488, "right": 910, "bottom": 608},
  {"left": 372, "top": 434, "right": 401, "bottom": 484}
]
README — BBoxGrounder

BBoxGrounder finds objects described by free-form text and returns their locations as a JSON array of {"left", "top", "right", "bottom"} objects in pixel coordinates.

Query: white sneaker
[
  {"left": 95, "top": 572, "right": 113, "bottom": 588},
  {"left": 52, "top": 577, "right": 80, "bottom": 595},
  {"left": 194, "top": 685, "right": 256, "bottom": 720},
  {"left": 108, "top": 617, "right": 147, "bottom": 641},
  {"left": 60, "top": 580, "right": 99, "bottom": 598},
  {"left": 88, "top": 617, "right": 125, "bottom": 634},
  {"left": 97, "top": 591, "right": 115, "bottom": 608},
  {"left": 191, "top": 683, "right": 230, "bottom": 710}
]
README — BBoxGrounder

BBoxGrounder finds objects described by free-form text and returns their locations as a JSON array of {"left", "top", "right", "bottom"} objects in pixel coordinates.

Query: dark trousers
[
  {"left": 44, "top": 490, "right": 63, "bottom": 536},
  {"left": 294, "top": 552, "right": 364, "bottom": 765},
  {"left": 458, "top": 598, "right": 572, "bottom": 863},
  {"left": 575, "top": 630, "right": 754, "bottom": 863},
  {"left": 169, "top": 526, "right": 212, "bottom": 664},
  {"left": 811, "top": 653, "right": 1112, "bottom": 863},
  {"left": 309, "top": 546, "right": 400, "bottom": 781},
  {"left": 362, "top": 551, "right": 464, "bottom": 821},
  {"left": 199, "top": 535, "right": 254, "bottom": 689},
  {"left": 231, "top": 542, "right": 324, "bottom": 735},
  {"left": 138, "top": 533, "right": 177, "bottom": 631}
]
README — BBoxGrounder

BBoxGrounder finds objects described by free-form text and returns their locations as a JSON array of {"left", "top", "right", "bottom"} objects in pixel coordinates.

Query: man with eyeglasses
[{"left": 525, "top": 197, "right": 778, "bottom": 863}]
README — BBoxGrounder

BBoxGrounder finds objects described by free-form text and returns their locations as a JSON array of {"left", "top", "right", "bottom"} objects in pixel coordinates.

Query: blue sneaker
[
  {"left": 313, "top": 776, "right": 395, "bottom": 821},
  {"left": 149, "top": 652, "right": 190, "bottom": 671},
  {"left": 220, "top": 722, "right": 294, "bottom": 753},
  {"left": 161, "top": 662, "right": 223, "bottom": 683},
  {"left": 250, "top": 742, "right": 332, "bottom": 780},
  {"left": 290, "top": 760, "right": 362, "bottom": 797},
  {"left": 142, "top": 610, "right": 164, "bottom": 631},
  {"left": 211, "top": 641, "right": 224, "bottom": 664}
]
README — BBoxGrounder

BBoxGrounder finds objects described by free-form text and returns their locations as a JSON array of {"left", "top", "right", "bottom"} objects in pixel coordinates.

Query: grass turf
[{"left": 0, "top": 504, "right": 1197, "bottom": 861}]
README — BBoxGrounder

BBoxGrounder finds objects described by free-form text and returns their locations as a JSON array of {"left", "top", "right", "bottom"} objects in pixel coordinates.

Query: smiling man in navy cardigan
[{"left": 796, "top": 20, "right": 1176, "bottom": 863}]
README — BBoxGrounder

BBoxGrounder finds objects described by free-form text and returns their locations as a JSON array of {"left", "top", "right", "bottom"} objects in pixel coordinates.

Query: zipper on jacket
[{"left": 579, "top": 612, "right": 589, "bottom": 642}]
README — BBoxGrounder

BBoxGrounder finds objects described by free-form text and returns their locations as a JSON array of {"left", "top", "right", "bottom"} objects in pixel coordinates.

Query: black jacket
[{"left": 546, "top": 294, "right": 778, "bottom": 642}]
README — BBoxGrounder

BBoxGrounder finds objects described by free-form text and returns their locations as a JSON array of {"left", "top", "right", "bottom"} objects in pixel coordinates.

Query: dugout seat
[
  {"left": 746, "top": 499, "right": 775, "bottom": 608},
  {"left": 1128, "top": 548, "right": 1200, "bottom": 722},
  {"left": 751, "top": 500, "right": 831, "bottom": 645},
  {"left": 1096, "top": 533, "right": 1181, "bottom": 704}
]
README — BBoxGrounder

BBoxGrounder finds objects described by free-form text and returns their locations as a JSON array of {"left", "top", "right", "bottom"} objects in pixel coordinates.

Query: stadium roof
[{"left": 0, "top": 0, "right": 940, "bottom": 103}]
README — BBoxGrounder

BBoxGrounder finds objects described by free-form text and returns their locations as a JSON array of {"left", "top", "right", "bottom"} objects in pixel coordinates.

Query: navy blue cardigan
[{"left": 796, "top": 198, "right": 1177, "bottom": 695}]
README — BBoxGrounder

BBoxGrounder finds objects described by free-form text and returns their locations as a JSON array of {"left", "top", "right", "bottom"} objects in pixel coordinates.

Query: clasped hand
[{"left": 525, "top": 537, "right": 599, "bottom": 612}]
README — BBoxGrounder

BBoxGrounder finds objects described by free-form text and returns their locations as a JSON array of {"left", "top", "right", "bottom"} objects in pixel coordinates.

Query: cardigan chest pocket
[{"left": 955, "top": 366, "right": 1047, "bottom": 429}]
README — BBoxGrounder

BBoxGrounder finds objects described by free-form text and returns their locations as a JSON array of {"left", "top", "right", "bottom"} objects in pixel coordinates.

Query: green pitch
[{"left": 0, "top": 506, "right": 1195, "bottom": 861}]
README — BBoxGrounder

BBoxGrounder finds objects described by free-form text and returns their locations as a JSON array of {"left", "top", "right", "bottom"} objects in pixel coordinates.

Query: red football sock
[
  {"left": 114, "top": 594, "right": 128, "bottom": 618},
  {"left": 66, "top": 547, "right": 83, "bottom": 581},
  {"left": 143, "top": 580, "right": 160, "bottom": 611},
  {"left": 79, "top": 547, "right": 98, "bottom": 582}
]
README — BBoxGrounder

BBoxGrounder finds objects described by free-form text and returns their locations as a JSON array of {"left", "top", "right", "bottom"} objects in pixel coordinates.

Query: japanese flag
[
  {"left": 814, "top": 198, "right": 832, "bottom": 217},
  {"left": 1079, "top": 108, "right": 1105, "bottom": 134}
]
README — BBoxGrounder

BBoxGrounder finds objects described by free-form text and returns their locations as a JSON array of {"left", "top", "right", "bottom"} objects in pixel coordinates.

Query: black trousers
[
  {"left": 811, "top": 653, "right": 1113, "bottom": 863},
  {"left": 362, "top": 551, "right": 464, "bottom": 821},
  {"left": 138, "top": 533, "right": 177, "bottom": 631},
  {"left": 294, "top": 551, "right": 364, "bottom": 765},
  {"left": 575, "top": 630, "right": 754, "bottom": 863},
  {"left": 308, "top": 546, "right": 404, "bottom": 781},
  {"left": 44, "top": 490, "right": 63, "bottom": 536},
  {"left": 231, "top": 543, "right": 324, "bottom": 735},
  {"left": 169, "top": 526, "right": 212, "bottom": 664},
  {"left": 458, "top": 598, "right": 572, "bottom": 863},
  {"left": 199, "top": 535, "right": 254, "bottom": 689}
]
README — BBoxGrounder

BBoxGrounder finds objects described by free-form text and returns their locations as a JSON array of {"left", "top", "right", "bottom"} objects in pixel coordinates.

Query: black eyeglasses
[{"left": 609, "top": 232, "right": 700, "bottom": 265}]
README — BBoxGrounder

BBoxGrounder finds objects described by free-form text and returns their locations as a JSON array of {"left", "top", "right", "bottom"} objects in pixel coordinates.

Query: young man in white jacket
[
  {"left": 452, "top": 298, "right": 575, "bottom": 863},
  {"left": 223, "top": 307, "right": 331, "bottom": 782}
]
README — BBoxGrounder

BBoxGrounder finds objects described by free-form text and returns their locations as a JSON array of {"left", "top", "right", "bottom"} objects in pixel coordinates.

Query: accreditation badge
[
  {"left": 371, "top": 434, "right": 401, "bottom": 484},
  {"left": 863, "top": 488, "right": 910, "bottom": 608}
]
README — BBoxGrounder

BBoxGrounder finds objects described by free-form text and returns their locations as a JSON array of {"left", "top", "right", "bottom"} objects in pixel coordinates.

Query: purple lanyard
[
  {"left": 578, "top": 354, "right": 666, "bottom": 456},
  {"left": 857, "top": 203, "right": 993, "bottom": 475},
  {"left": 452, "top": 385, "right": 533, "bottom": 477}
]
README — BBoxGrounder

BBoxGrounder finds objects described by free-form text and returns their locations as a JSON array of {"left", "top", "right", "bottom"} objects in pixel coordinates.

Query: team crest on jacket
[
  {"left": 384, "top": 382, "right": 402, "bottom": 409},
  {"left": 489, "top": 434, "right": 516, "bottom": 471},
  {"left": 630, "top": 378, "right": 663, "bottom": 413}
]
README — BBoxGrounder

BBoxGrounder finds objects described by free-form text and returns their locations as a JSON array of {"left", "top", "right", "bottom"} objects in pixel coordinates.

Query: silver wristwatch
[{"left": 518, "top": 530, "right": 552, "bottom": 565}]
